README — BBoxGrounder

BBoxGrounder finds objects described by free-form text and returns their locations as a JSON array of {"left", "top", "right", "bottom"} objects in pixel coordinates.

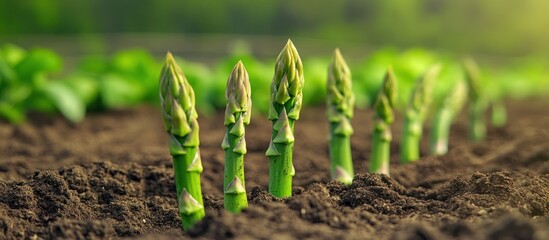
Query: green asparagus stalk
[
  {"left": 401, "top": 65, "right": 440, "bottom": 163},
  {"left": 159, "top": 52, "right": 205, "bottom": 230},
  {"left": 491, "top": 100, "right": 507, "bottom": 127},
  {"left": 429, "top": 80, "right": 467, "bottom": 155},
  {"left": 369, "top": 67, "right": 397, "bottom": 175},
  {"left": 463, "top": 58, "right": 488, "bottom": 142},
  {"left": 266, "top": 39, "right": 304, "bottom": 198},
  {"left": 326, "top": 48, "right": 355, "bottom": 185},
  {"left": 222, "top": 61, "right": 251, "bottom": 213}
]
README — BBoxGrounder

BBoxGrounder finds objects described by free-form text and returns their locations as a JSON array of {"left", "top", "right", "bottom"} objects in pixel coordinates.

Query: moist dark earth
[{"left": 0, "top": 100, "right": 548, "bottom": 240}]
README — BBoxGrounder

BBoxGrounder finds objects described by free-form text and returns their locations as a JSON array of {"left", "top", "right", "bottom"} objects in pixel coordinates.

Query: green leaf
[
  {"left": 76, "top": 54, "right": 109, "bottom": 74},
  {"left": 63, "top": 74, "right": 99, "bottom": 105},
  {"left": 0, "top": 103, "right": 25, "bottom": 123},
  {"left": 1, "top": 84, "right": 32, "bottom": 104},
  {"left": 0, "top": 44, "right": 26, "bottom": 66},
  {"left": 100, "top": 74, "right": 145, "bottom": 108},
  {"left": 41, "top": 81, "right": 86, "bottom": 122},
  {"left": 14, "top": 48, "right": 62, "bottom": 82},
  {"left": 0, "top": 57, "right": 15, "bottom": 85}
]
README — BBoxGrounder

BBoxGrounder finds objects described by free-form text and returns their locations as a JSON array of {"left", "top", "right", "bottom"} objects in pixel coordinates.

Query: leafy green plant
[
  {"left": 159, "top": 52, "right": 205, "bottom": 230},
  {"left": 326, "top": 49, "right": 355, "bottom": 185},
  {"left": 222, "top": 61, "right": 251, "bottom": 213},
  {"left": 0, "top": 44, "right": 85, "bottom": 123},
  {"left": 1, "top": 43, "right": 547, "bottom": 126},
  {"left": 77, "top": 49, "right": 162, "bottom": 109},
  {"left": 266, "top": 40, "right": 304, "bottom": 198},
  {"left": 302, "top": 58, "right": 328, "bottom": 106}
]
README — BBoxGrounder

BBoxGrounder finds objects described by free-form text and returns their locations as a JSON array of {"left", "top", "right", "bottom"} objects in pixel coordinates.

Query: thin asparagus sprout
[
  {"left": 326, "top": 48, "right": 355, "bottom": 185},
  {"left": 401, "top": 65, "right": 440, "bottom": 163},
  {"left": 266, "top": 39, "right": 304, "bottom": 198},
  {"left": 429, "top": 80, "right": 467, "bottom": 155},
  {"left": 369, "top": 67, "right": 397, "bottom": 175},
  {"left": 159, "top": 52, "right": 205, "bottom": 230},
  {"left": 222, "top": 61, "right": 251, "bottom": 213},
  {"left": 463, "top": 58, "right": 488, "bottom": 142}
]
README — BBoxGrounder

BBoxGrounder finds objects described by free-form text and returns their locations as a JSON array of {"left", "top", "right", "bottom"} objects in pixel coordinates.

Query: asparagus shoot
[
  {"left": 463, "top": 58, "right": 488, "bottom": 142},
  {"left": 222, "top": 61, "right": 251, "bottom": 213},
  {"left": 369, "top": 67, "right": 397, "bottom": 175},
  {"left": 429, "top": 80, "right": 467, "bottom": 155},
  {"left": 159, "top": 52, "right": 205, "bottom": 230},
  {"left": 326, "top": 48, "right": 355, "bottom": 185},
  {"left": 266, "top": 39, "right": 304, "bottom": 198},
  {"left": 401, "top": 65, "right": 440, "bottom": 163}
]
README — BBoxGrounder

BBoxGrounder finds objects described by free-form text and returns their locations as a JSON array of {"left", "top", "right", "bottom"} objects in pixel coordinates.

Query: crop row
[
  {"left": 158, "top": 40, "right": 535, "bottom": 230},
  {"left": 1, "top": 43, "right": 547, "bottom": 124}
]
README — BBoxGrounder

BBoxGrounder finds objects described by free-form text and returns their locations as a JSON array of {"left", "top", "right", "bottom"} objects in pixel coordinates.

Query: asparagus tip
[
  {"left": 334, "top": 47, "right": 342, "bottom": 57},
  {"left": 165, "top": 51, "right": 175, "bottom": 62}
]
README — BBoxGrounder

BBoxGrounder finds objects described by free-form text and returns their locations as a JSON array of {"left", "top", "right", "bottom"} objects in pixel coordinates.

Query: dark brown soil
[{"left": 0, "top": 100, "right": 548, "bottom": 240}]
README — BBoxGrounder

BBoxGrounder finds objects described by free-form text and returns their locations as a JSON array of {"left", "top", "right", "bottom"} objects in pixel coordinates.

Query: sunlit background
[
  {"left": 0, "top": 0, "right": 548, "bottom": 123},
  {"left": 3, "top": 0, "right": 549, "bottom": 56}
]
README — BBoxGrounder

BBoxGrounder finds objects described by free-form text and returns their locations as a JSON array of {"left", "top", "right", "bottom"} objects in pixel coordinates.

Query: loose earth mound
[{"left": 0, "top": 100, "right": 548, "bottom": 239}]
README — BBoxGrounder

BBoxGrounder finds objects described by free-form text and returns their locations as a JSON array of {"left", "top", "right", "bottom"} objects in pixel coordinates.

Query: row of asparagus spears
[{"left": 159, "top": 40, "right": 501, "bottom": 230}]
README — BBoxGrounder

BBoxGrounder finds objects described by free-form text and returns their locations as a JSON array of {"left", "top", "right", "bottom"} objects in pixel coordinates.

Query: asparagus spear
[
  {"left": 463, "top": 58, "right": 488, "bottom": 142},
  {"left": 326, "top": 48, "right": 355, "bottom": 185},
  {"left": 159, "top": 52, "right": 205, "bottom": 230},
  {"left": 401, "top": 65, "right": 440, "bottom": 163},
  {"left": 429, "top": 80, "right": 467, "bottom": 155},
  {"left": 369, "top": 67, "right": 397, "bottom": 175},
  {"left": 266, "top": 39, "right": 304, "bottom": 198},
  {"left": 222, "top": 61, "right": 251, "bottom": 213}
]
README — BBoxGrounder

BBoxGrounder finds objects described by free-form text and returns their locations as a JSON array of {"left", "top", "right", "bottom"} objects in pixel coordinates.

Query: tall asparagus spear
[
  {"left": 429, "top": 80, "right": 467, "bottom": 155},
  {"left": 463, "top": 58, "right": 487, "bottom": 142},
  {"left": 401, "top": 65, "right": 440, "bottom": 163},
  {"left": 326, "top": 48, "right": 355, "bottom": 185},
  {"left": 222, "top": 61, "right": 251, "bottom": 213},
  {"left": 266, "top": 39, "right": 304, "bottom": 198},
  {"left": 369, "top": 67, "right": 397, "bottom": 175},
  {"left": 159, "top": 52, "right": 205, "bottom": 230}
]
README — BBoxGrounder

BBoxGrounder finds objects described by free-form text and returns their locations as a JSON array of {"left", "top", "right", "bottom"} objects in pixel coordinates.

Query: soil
[{"left": 0, "top": 100, "right": 548, "bottom": 240}]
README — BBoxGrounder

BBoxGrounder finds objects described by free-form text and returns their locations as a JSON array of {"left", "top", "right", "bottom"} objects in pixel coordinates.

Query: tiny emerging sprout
[
  {"left": 267, "top": 39, "right": 304, "bottom": 198},
  {"left": 369, "top": 67, "right": 397, "bottom": 176},
  {"left": 159, "top": 52, "right": 205, "bottom": 230},
  {"left": 222, "top": 61, "right": 251, "bottom": 213},
  {"left": 327, "top": 48, "right": 355, "bottom": 185}
]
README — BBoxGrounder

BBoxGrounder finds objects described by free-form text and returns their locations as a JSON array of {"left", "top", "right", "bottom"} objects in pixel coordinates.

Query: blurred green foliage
[
  {"left": 0, "top": 44, "right": 547, "bottom": 123},
  {"left": 2, "top": 0, "right": 549, "bottom": 56}
]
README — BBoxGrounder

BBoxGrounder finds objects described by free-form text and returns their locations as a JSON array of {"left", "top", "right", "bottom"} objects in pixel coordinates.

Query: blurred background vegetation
[
  {"left": 2, "top": 0, "right": 549, "bottom": 56},
  {"left": 0, "top": 0, "right": 548, "bottom": 123}
]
